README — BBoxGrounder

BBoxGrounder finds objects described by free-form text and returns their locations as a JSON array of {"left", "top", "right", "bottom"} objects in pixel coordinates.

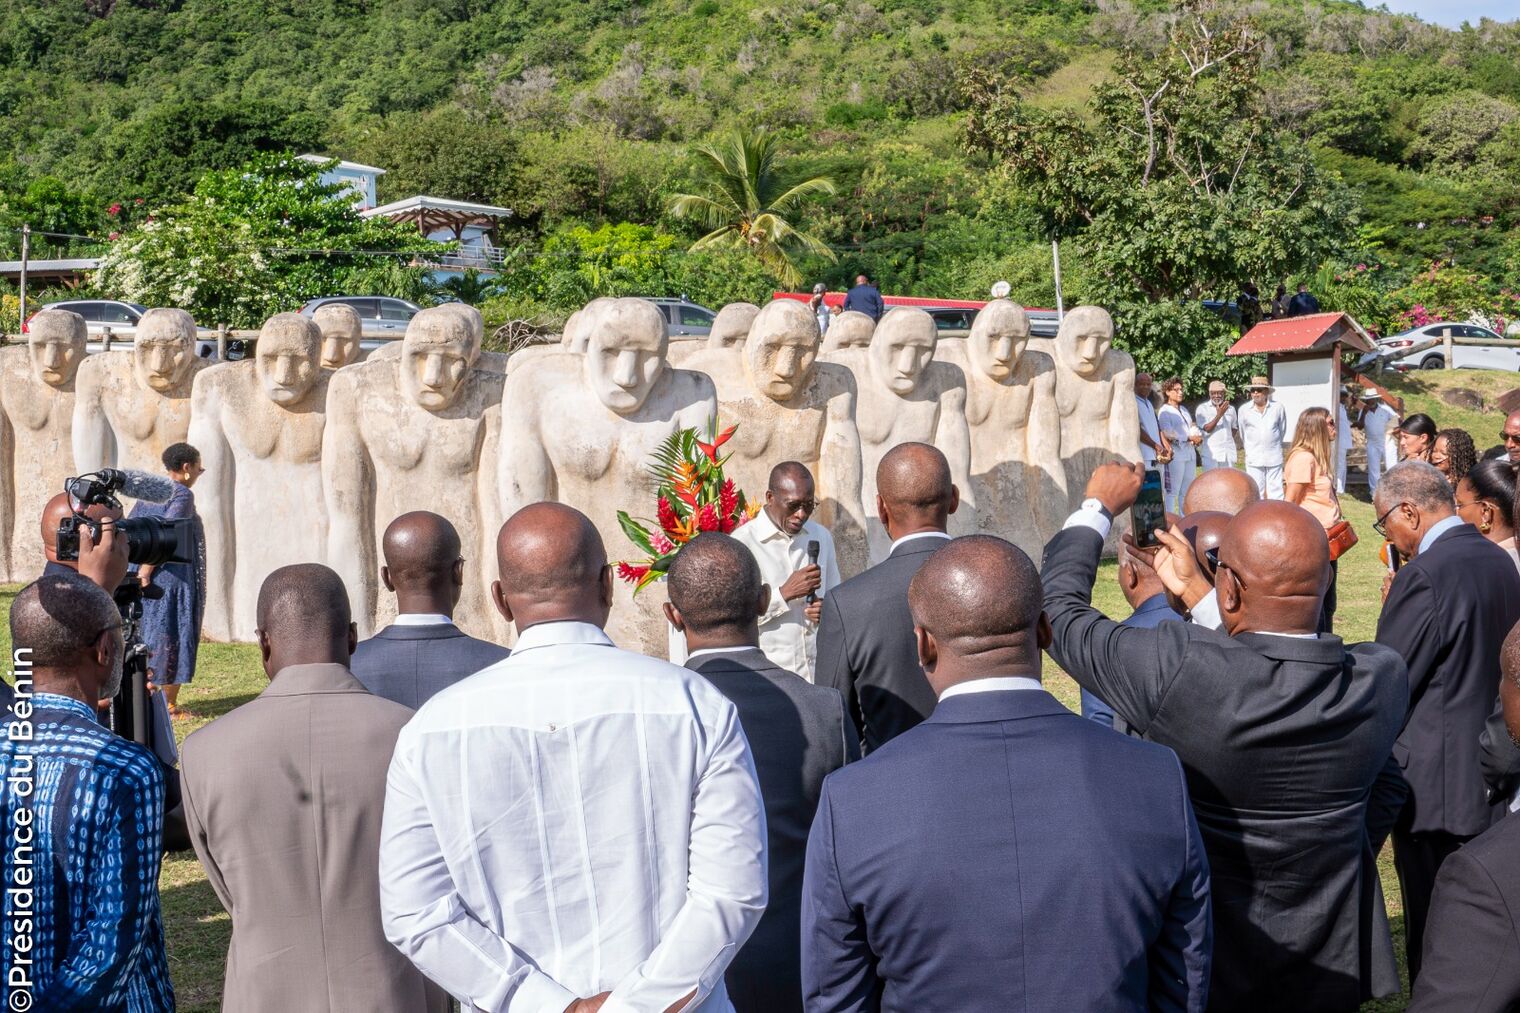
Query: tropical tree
[{"left": 667, "top": 128, "right": 837, "bottom": 287}]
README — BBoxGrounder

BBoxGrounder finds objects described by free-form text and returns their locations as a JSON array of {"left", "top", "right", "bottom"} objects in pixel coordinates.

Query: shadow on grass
[{"left": 161, "top": 856, "right": 231, "bottom": 1013}]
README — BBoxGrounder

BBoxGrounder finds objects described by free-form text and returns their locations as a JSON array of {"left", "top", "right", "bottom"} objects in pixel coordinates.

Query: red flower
[
  {"left": 720, "top": 478, "right": 738, "bottom": 520},
  {"left": 657, "top": 495, "right": 681, "bottom": 535},
  {"left": 696, "top": 423, "right": 739, "bottom": 462},
  {"left": 697, "top": 503, "right": 721, "bottom": 532},
  {"left": 108, "top": 203, "right": 122, "bottom": 216},
  {"left": 616, "top": 562, "right": 650, "bottom": 584},
  {"left": 651, "top": 532, "right": 675, "bottom": 554}
]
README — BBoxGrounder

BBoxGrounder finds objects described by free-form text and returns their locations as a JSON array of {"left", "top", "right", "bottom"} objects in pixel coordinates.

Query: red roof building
[{"left": 1227, "top": 312, "right": 1376, "bottom": 357}]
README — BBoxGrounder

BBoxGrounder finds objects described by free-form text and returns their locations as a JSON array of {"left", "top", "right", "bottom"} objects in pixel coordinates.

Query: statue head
[
  {"left": 584, "top": 297, "right": 669, "bottom": 414},
  {"left": 25, "top": 309, "right": 87, "bottom": 388},
  {"left": 132, "top": 308, "right": 197, "bottom": 394},
  {"left": 868, "top": 307, "right": 937, "bottom": 396},
  {"left": 967, "top": 299, "right": 1030, "bottom": 382},
  {"left": 560, "top": 310, "right": 583, "bottom": 349},
  {"left": 1055, "top": 305, "right": 1114, "bottom": 378},
  {"left": 566, "top": 297, "right": 618, "bottom": 353},
  {"left": 744, "top": 299, "right": 820, "bottom": 402},
  {"left": 256, "top": 313, "right": 323, "bottom": 406},
  {"left": 708, "top": 303, "right": 761, "bottom": 349},
  {"left": 400, "top": 305, "right": 482, "bottom": 410},
  {"left": 823, "top": 310, "right": 875, "bottom": 352},
  {"left": 312, "top": 303, "right": 362, "bottom": 370}
]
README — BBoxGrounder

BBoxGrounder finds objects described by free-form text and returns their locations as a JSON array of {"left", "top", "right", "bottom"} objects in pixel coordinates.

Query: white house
[{"left": 297, "top": 154, "right": 386, "bottom": 211}]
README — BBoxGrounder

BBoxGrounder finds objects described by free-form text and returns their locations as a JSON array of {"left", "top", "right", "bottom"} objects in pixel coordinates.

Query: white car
[
  {"left": 33, "top": 299, "right": 150, "bottom": 337},
  {"left": 1366, "top": 321, "right": 1515, "bottom": 372}
]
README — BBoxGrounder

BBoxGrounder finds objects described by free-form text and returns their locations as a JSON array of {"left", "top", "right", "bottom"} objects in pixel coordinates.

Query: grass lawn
[{"left": 2, "top": 369, "right": 1512, "bottom": 1009}]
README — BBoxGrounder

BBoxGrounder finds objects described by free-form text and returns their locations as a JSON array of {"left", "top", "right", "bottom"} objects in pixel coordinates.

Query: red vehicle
[{"left": 773, "top": 291, "right": 1060, "bottom": 337}]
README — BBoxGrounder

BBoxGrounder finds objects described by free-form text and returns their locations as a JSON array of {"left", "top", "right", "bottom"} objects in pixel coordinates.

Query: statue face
[
  {"left": 256, "top": 316, "right": 322, "bottom": 405},
  {"left": 132, "top": 308, "right": 196, "bottom": 393},
  {"left": 585, "top": 299, "right": 668, "bottom": 413},
  {"left": 400, "top": 308, "right": 479, "bottom": 410},
  {"left": 970, "top": 320, "right": 1028, "bottom": 383},
  {"left": 313, "top": 304, "right": 363, "bottom": 370},
  {"left": 26, "top": 312, "right": 86, "bottom": 388},
  {"left": 1057, "top": 308, "right": 1114, "bottom": 378},
  {"left": 869, "top": 311, "right": 936, "bottom": 396},
  {"left": 746, "top": 302, "right": 819, "bottom": 401}
]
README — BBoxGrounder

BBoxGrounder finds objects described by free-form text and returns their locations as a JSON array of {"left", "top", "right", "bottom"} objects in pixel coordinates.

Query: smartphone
[{"left": 1131, "top": 468, "right": 1166, "bottom": 548}]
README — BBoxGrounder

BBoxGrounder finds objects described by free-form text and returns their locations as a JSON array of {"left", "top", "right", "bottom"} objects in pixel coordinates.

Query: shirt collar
[
  {"left": 686, "top": 646, "right": 758, "bottom": 663},
  {"left": 392, "top": 612, "right": 455, "bottom": 627},
  {"left": 1418, "top": 514, "right": 1466, "bottom": 556},
  {"left": 749, "top": 508, "right": 790, "bottom": 543},
  {"left": 511, "top": 620, "right": 614, "bottom": 654},
  {"left": 1253, "top": 631, "right": 1320, "bottom": 640},
  {"left": 34, "top": 692, "right": 100, "bottom": 722},
  {"left": 939, "top": 676, "right": 1044, "bottom": 701},
  {"left": 890, "top": 530, "right": 951, "bottom": 553}
]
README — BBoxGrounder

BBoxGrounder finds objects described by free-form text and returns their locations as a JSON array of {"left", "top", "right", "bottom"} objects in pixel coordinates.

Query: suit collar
[
  {"left": 373, "top": 623, "right": 470, "bottom": 642},
  {"left": 926, "top": 687, "right": 1070, "bottom": 724},
  {"left": 262, "top": 663, "right": 369, "bottom": 698},
  {"left": 1417, "top": 515, "right": 1468, "bottom": 557},
  {"left": 888, "top": 531, "right": 950, "bottom": 559},
  {"left": 687, "top": 647, "right": 777, "bottom": 674},
  {"left": 1233, "top": 631, "right": 1348, "bottom": 665}
]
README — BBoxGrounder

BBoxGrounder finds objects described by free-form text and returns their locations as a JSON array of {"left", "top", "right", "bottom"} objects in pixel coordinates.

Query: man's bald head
[
  {"left": 877, "top": 442, "right": 958, "bottom": 538},
  {"left": 255, "top": 564, "right": 355, "bottom": 676},
  {"left": 39, "top": 492, "right": 122, "bottom": 566},
  {"left": 494, "top": 502, "right": 611, "bottom": 631},
  {"left": 381, "top": 511, "right": 464, "bottom": 613},
  {"left": 766, "top": 461, "right": 817, "bottom": 535},
  {"left": 1506, "top": 409, "right": 1520, "bottom": 463},
  {"left": 1183, "top": 468, "right": 1260, "bottom": 516},
  {"left": 666, "top": 534, "right": 765, "bottom": 636},
  {"left": 908, "top": 535, "right": 1048, "bottom": 691},
  {"left": 1181, "top": 511, "right": 1231, "bottom": 580},
  {"left": 1215, "top": 501, "right": 1329, "bottom": 634}
]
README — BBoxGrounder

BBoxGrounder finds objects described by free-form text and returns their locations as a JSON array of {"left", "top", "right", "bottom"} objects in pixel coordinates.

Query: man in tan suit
[{"left": 180, "top": 563, "right": 448, "bottom": 1012}]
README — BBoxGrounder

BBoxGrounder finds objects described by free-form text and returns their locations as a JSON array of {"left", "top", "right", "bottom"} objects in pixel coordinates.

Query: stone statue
[
  {"left": 1049, "top": 305, "right": 1140, "bottom": 510},
  {"left": 825, "top": 306, "right": 975, "bottom": 563},
  {"left": 504, "top": 296, "right": 616, "bottom": 374},
  {"left": 323, "top": 305, "right": 505, "bottom": 640},
  {"left": 370, "top": 304, "right": 507, "bottom": 371},
  {"left": 499, "top": 297, "right": 718, "bottom": 654},
  {"left": 312, "top": 302, "right": 363, "bottom": 369},
  {"left": 72, "top": 306, "right": 209, "bottom": 475},
  {"left": 189, "top": 314, "right": 331, "bottom": 642},
  {"left": 0, "top": 309, "right": 87, "bottom": 582},
  {"left": 820, "top": 309, "right": 875, "bottom": 352},
  {"left": 667, "top": 302, "right": 759, "bottom": 368},
  {"left": 936, "top": 300, "right": 1066, "bottom": 560}
]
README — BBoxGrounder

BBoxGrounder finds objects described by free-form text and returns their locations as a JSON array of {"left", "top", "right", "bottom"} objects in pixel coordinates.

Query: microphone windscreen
[
  {"left": 807, "top": 540, "right": 820, "bottom": 562},
  {"left": 118, "top": 470, "right": 178, "bottom": 504}
]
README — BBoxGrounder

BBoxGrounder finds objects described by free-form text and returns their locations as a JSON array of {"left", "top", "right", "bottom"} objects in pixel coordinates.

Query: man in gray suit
[
  {"left": 815, "top": 442, "right": 960, "bottom": 752},
  {"left": 179, "top": 564, "right": 449, "bottom": 1013},
  {"left": 666, "top": 532, "right": 859, "bottom": 1012},
  {"left": 351, "top": 510, "right": 508, "bottom": 708}
]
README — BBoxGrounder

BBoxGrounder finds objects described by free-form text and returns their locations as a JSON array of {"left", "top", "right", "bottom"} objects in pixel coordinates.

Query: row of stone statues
[{"left": 0, "top": 295, "right": 1137, "bottom": 656}]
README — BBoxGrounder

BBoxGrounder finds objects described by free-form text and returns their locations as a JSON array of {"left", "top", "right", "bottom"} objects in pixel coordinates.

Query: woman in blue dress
[{"left": 131, "top": 442, "right": 207, "bottom": 718}]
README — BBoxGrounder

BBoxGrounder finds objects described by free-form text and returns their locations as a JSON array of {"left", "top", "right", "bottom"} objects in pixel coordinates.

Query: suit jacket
[
  {"left": 1376, "top": 523, "right": 1520, "bottom": 836},
  {"left": 1042, "top": 526, "right": 1408, "bottom": 1011},
  {"left": 687, "top": 648, "right": 860, "bottom": 1013},
  {"left": 815, "top": 534, "right": 946, "bottom": 753},
  {"left": 350, "top": 621, "right": 509, "bottom": 710},
  {"left": 179, "top": 663, "right": 449, "bottom": 1013},
  {"left": 802, "top": 688, "right": 1212, "bottom": 1012},
  {"left": 1408, "top": 812, "right": 1520, "bottom": 1012}
]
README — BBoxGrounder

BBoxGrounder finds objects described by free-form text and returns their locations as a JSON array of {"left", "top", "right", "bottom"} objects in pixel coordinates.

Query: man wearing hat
[
  {"left": 1195, "top": 380, "right": 1239, "bottom": 471},
  {"left": 1360, "top": 388, "right": 1399, "bottom": 495},
  {"left": 1238, "top": 376, "right": 1287, "bottom": 498}
]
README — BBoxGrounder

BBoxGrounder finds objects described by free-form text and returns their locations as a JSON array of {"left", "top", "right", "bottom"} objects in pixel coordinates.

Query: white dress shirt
[
  {"left": 1362, "top": 402, "right": 1397, "bottom": 446},
  {"left": 1238, "top": 400, "right": 1288, "bottom": 467},
  {"left": 379, "top": 621, "right": 768, "bottom": 1013},
  {"left": 391, "top": 612, "right": 454, "bottom": 627},
  {"left": 731, "top": 510, "right": 841, "bottom": 682},
  {"left": 938, "top": 676, "right": 1043, "bottom": 700},
  {"left": 889, "top": 530, "right": 953, "bottom": 553},
  {"left": 1195, "top": 402, "right": 1238, "bottom": 463}
]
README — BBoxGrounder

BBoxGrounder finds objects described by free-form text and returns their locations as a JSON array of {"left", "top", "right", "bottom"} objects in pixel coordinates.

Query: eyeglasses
[
  {"left": 1204, "top": 547, "right": 1246, "bottom": 589},
  {"left": 1372, "top": 502, "right": 1408, "bottom": 539},
  {"left": 1502, "top": 430, "right": 1520, "bottom": 444}
]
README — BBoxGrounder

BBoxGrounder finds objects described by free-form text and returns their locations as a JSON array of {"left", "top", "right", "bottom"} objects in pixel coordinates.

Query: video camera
[{"left": 56, "top": 470, "right": 195, "bottom": 567}]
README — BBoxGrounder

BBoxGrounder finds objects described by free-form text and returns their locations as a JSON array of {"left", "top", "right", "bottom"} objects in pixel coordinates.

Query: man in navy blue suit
[{"left": 802, "top": 535, "right": 1212, "bottom": 1012}]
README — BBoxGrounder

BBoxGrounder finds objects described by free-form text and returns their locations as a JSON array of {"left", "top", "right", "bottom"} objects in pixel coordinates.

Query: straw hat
[{"left": 1245, "top": 376, "right": 1273, "bottom": 391}]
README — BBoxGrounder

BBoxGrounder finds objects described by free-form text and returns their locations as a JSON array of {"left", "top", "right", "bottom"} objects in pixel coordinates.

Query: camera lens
[{"left": 117, "top": 517, "right": 195, "bottom": 567}]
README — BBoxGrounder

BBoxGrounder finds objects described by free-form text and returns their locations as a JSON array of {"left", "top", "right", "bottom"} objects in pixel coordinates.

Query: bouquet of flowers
[{"left": 616, "top": 418, "right": 758, "bottom": 593}]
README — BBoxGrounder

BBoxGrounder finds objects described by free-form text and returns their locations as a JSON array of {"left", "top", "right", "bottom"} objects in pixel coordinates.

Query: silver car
[
  {"left": 298, "top": 295, "right": 423, "bottom": 336},
  {"left": 1365, "top": 321, "right": 1512, "bottom": 372},
  {"left": 640, "top": 297, "right": 717, "bottom": 338},
  {"left": 36, "top": 299, "right": 149, "bottom": 337}
]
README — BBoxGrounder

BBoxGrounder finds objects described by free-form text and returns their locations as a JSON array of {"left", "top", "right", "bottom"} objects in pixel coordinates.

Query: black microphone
[
  {"left": 806, "top": 540, "right": 821, "bottom": 604},
  {"left": 66, "top": 469, "right": 177, "bottom": 507}
]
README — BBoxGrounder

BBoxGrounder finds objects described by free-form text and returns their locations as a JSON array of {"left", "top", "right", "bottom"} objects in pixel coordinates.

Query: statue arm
[
  {"left": 497, "top": 383, "right": 553, "bottom": 514},
  {"left": 1109, "top": 363, "right": 1141, "bottom": 464},
  {"left": 1027, "top": 370, "right": 1068, "bottom": 538},
  {"left": 321, "top": 374, "right": 377, "bottom": 635},
  {"left": 71, "top": 362, "right": 113, "bottom": 473},
  {"left": 820, "top": 388, "right": 865, "bottom": 573},
  {"left": 186, "top": 378, "right": 235, "bottom": 640},
  {"left": 936, "top": 384, "right": 977, "bottom": 537}
]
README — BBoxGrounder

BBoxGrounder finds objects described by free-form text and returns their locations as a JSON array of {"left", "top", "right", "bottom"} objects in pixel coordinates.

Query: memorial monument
[
  {"left": 820, "top": 309, "right": 875, "bottom": 352},
  {"left": 312, "top": 302, "right": 363, "bottom": 369},
  {"left": 1050, "top": 305, "right": 1140, "bottom": 509}
]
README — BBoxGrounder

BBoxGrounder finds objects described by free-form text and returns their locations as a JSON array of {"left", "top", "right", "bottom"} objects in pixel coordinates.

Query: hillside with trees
[{"left": 2, "top": 0, "right": 1517, "bottom": 383}]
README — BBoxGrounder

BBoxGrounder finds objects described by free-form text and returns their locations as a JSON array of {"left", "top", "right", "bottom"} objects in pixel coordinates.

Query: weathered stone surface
[
  {"left": 824, "top": 305, "right": 976, "bottom": 565},
  {"left": 1046, "top": 305, "right": 1141, "bottom": 512},
  {"left": 0, "top": 310, "right": 87, "bottom": 582},
  {"left": 498, "top": 297, "right": 718, "bottom": 654},
  {"left": 937, "top": 300, "right": 1066, "bottom": 561},
  {"left": 323, "top": 304, "right": 504, "bottom": 640},
  {"left": 72, "top": 306, "right": 209, "bottom": 476},
  {"left": 190, "top": 313, "right": 330, "bottom": 642},
  {"left": 820, "top": 310, "right": 875, "bottom": 352},
  {"left": 312, "top": 303, "right": 363, "bottom": 369},
  {"left": 708, "top": 302, "right": 760, "bottom": 348}
]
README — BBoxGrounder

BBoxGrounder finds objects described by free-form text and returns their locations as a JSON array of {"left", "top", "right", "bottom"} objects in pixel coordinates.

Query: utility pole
[
  {"left": 18, "top": 224, "right": 30, "bottom": 330},
  {"left": 1051, "top": 238, "right": 1064, "bottom": 319}
]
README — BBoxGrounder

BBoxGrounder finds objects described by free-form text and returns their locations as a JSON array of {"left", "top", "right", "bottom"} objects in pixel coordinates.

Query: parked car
[
  {"left": 1357, "top": 321, "right": 1512, "bottom": 372},
  {"left": 926, "top": 307, "right": 976, "bottom": 338},
  {"left": 32, "top": 299, "right": 149, "bottom": 336},
  {"left": 641, "top": 297, "right": 717, "bottom": 337},
  {"left": 297, "top": 295, "right": 423, "bottom": 336}
]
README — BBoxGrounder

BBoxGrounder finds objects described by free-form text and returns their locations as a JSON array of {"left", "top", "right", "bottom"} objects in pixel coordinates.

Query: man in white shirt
[
  {"left": 1134, "top": 372, "right": 1166, "bottom": 468},
  {"left": 1336, "top": 391, "right": 1354, "bottom": 494},
  {"left": 1196, "top": 380, "right": 1239, "bottom": 471},
  {"left": 731, "top": 462, "right": 841, "bottom": 682},
  {"left": 1361, "top": 390, "right": 1398, "bottom": 495},
  {"left": 379, "top": 502, "right": 768, "bottom": 1013},
  {"left": 1237, "top": 376, "right": 1287, "bottom": 499}
]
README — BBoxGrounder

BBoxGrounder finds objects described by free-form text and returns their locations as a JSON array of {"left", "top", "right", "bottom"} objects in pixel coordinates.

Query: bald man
[
  {"left": 815, "top": 442, "right": 960, "bottom": 752},
  {"left": 1043, "top": 463, "right": 1408, "bottom": 1009},
  {"left": 1182, "top": 467, "right": 1260, "bottom": 516},
  {"left": 804, "top": 536, "right": 1210, "bottom": 1011},
  {"left": 380, "top": 502, "right": 766, "bottom": 1013},
  {"left": 1505, "top": 409, "right": 1520, "bottom": 463},
  {"left": 350, "top": 511, "right": 508, "bottom": 709},
  {"left": 180, "top": 564, "right": 448, "bottom": 1013}
]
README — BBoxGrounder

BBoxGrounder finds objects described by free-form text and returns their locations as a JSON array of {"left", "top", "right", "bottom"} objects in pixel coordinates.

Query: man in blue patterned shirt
[{"left": 2, "top": 573, "right": 174, "bottom": 1012}]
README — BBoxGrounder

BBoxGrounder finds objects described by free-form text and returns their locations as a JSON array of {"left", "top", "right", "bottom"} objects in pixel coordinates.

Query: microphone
[
  {"left": 111, "top": 469, "right": 178, "bottom": 503},
  {"left": 806, "top": 540, "right": 821, "bottom": 605}
]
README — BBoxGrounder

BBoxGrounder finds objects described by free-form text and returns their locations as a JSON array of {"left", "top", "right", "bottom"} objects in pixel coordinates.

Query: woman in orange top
[{"left": 1284, "top": 406, "right": 1343, "bottom": 632}]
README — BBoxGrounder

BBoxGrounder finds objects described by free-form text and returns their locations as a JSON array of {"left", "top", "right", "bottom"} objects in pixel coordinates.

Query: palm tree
[{"left": 667, "top": 128, "right": 837, "bottom": 287}]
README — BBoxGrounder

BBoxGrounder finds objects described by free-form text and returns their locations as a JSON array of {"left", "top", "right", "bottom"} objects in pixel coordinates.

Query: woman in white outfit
[{"left": 1157, "top": 377, "right": 1200, "bottom": 513}]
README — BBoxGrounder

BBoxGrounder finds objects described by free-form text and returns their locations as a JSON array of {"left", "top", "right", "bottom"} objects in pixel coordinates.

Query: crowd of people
[{"left": 8, "top": 387, "right": 1520, "bottom": 1010}]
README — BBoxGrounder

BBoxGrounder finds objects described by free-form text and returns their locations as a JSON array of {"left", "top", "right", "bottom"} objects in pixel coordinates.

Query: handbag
[{"left": 1326, "top": 519, "right": 1358, "bottom": 561}]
